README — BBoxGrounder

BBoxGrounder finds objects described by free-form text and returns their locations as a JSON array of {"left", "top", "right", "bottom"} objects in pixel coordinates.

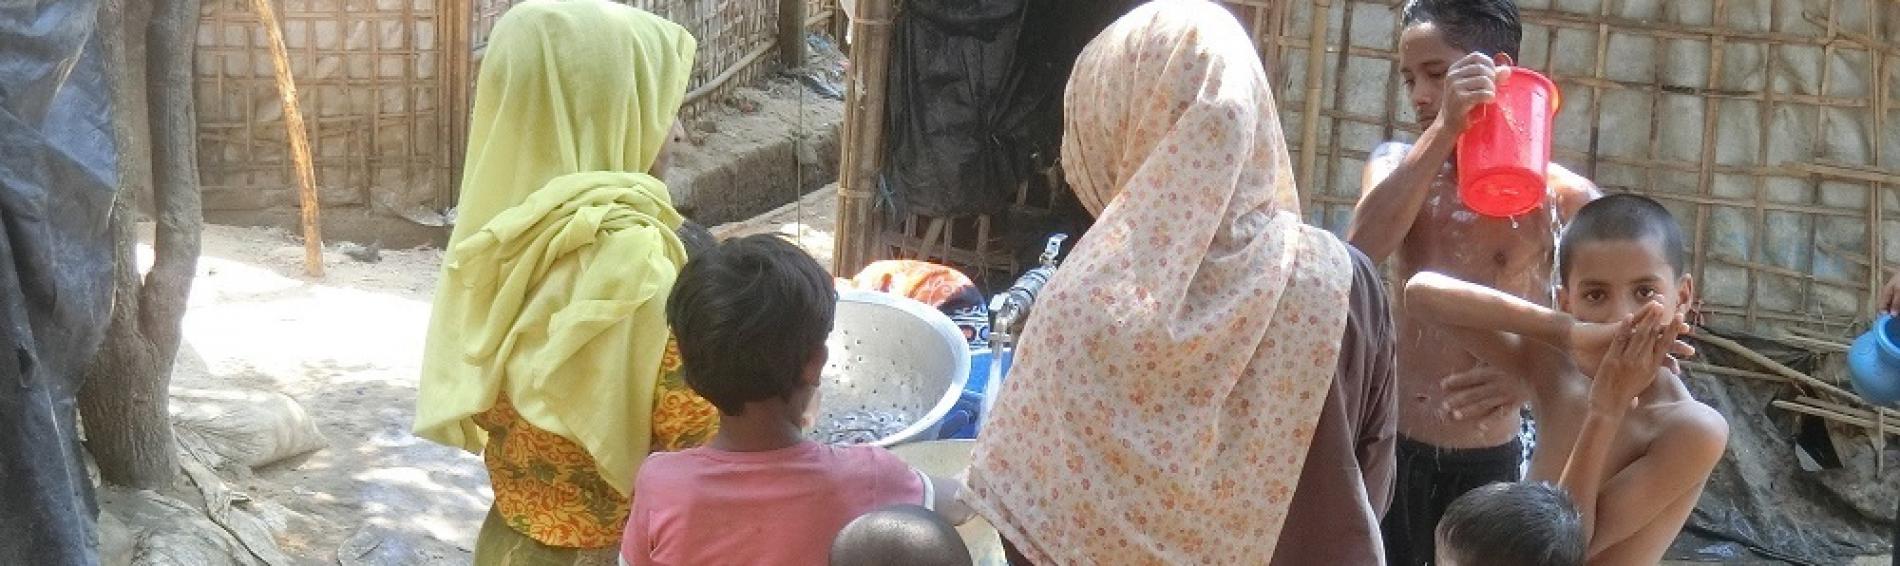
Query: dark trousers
[{"left": 1381, "top": 436, "right": 1525, "bottom": 566}]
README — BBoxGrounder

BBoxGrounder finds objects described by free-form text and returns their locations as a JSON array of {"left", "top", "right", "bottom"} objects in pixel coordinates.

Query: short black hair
[
  {"left": 1437, "top": 482, "right": 1585, "bottom": 566},
  {"left": 1558, "top": 194, "right": 1687, "bottom": 284},
  {"left": 676, "top": 220, "right": 718, "bottom": 258},
  {"left": 666, "top": 234, "right": 836, "bottom": 415},
  {"left": 829, "top": 505, "right": 970, "bottom": 566},
  {"left": 1401, "top": 0, "right": 1524, "bottom": 62}
]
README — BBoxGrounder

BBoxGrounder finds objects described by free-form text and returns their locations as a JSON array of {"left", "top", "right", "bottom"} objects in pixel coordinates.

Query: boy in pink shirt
[{"left": 622, "top": 234, "right": 970, "bottom": 566}]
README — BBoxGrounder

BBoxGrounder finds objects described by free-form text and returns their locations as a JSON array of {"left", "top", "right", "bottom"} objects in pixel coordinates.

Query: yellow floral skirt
[{"left": 472, "top": 339, "right": 719, "bottom": 551}]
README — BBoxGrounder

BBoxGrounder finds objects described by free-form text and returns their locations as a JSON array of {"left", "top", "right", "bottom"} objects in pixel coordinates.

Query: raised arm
[
  {"left": 1403, "top": 272, "right": 1572, "bottom": 365},
  {"left": 1405, "top": 272, "right": 1693, "bottom": 378},
  {"left": 1349, "top": 53, "right": 1507, "bottom": 263},
  {"left": 1348, "top": 138, "right": 1455, "bottom": 263},
  {"left": 1557, "top": 303, "right": 1726, "bottom": 555}
]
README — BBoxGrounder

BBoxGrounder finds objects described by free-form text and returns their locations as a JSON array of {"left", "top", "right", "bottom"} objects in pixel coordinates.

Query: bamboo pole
[
  {"left": 1795, "top": 396, "right": 1900, "bottom": 426},
  {"left": 1697, "top": 331, "right": 1872, "bottom": 406},
  {"left": 1682, "top": 361, "right": 1783, "bottom": 383},
  {"left": 1296, "top": 0, "right": 1331, "bottom": 210},
  {"left": 831, "top": 0, "right": 894, "bottom": 274},
  {"left": 249, "top": 0, "right": 324, "bottom": 277},
  {"left": 780, "top": 0, "right": 809, "bottom": 67},
  {"left": 1771, "top": 400, "right": 1900, "bottom": 438}
]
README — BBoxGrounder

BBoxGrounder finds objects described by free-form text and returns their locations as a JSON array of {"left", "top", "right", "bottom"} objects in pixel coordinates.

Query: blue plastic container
[
  {"left": 1847, "top": 314, "right": 1900, "bottom": 406},
  {"left": 937, "top": 349, "right": 1014, "bottom": 439}
]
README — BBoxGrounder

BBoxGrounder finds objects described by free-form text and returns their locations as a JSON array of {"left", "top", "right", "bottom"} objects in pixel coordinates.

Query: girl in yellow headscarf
[{"left": 412, "top": 2, "right": 717, "bottom": 563}]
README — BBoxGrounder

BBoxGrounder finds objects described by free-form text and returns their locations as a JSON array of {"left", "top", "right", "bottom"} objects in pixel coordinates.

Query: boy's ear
[
  {"left": 1676, "top": 274, "right": 1696, "bottom": 315},
  {"left": 1556, "top": 284, "right": 1572, "bottom": 312},
  {"left": 1496, "top": 52, "right": 1517, "bottom": 67},
  {"left": 802, "top": 347, "right": 829, "bottom": 387}
]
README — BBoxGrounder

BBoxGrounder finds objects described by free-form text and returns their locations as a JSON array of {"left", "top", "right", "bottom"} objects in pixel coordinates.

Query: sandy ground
[
  {"left": 141, "top": 188, "right": 844, "bottom": 566},
  {"left": 150, "top": 223, "right": 479, "bottom": 565}
]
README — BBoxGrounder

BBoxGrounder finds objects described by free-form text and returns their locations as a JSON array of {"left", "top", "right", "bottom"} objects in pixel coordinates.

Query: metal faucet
[{"left": 981, "top": 233, "right": 1068, "bottom": 419}]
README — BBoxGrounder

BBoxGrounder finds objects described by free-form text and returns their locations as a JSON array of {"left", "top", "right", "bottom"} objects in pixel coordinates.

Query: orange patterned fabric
[
  {"left": 474, "top": 339, "right": 719, "bottom": 548},
  {"left": 849, "top": 260, "right": 977, "bottom": 308}
]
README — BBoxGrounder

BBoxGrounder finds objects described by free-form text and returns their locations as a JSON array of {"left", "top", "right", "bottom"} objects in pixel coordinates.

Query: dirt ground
[
  {"left": 709, "top": 182, "right": 839, "bottom": 269},
  {"left": 150, "top": 222, "right": 477, "bottom": 565},
  {"left": 129, "top": 73, "right": 848, "bottom": 564}
]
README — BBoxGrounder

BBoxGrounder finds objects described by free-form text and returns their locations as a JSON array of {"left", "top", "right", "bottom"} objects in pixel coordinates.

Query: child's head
[
  {"left": 667, "top": 234, "right": 836, "bottom": 417},
  {"left": 1557, "top": 194, "right": 1693, "bottom": 324},
  {"left": 829, "top": 505, "right": 971, "bottom": 566},
  {"left": 1436, "top": 482, "right": 1585, "bottom": 566},
  {"left": 676, "top": 219, "right": 718, "bottom": 258},
  {"left": 1398, "top": 0, "right": 1522, "bottom": 123}
]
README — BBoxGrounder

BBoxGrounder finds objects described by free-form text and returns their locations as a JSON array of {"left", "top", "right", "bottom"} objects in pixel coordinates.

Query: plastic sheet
[
  {"left": 882, "top": 0, "right": 1138, "bottom": 217},
  {"left": 1682, "top": 330, "right": 1899, "bottom": 563},
  {"left": 0, "top": 1, "right": 121, "bottom": 563}
]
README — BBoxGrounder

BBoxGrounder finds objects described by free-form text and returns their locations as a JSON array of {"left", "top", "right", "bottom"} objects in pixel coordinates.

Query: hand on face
[
  {"left": 1589, "top": 302, "right": 1680, "bottom": 414},
  {"left": 1569, "top": 312, "right": 1694, "bottom": 377},
  {"left": 1436, "top": 52, "right": 1511, "bottom": 134}
]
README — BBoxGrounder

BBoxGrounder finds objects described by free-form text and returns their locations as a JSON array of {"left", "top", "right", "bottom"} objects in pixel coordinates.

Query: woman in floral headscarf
[{"left": 965, "top": 1, "right": 1397, "bottom": 563}]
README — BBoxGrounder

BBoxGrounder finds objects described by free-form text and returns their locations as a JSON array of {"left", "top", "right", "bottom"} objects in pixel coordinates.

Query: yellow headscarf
[{"left": 414, "top": 0, "right": 697, "bottom": 496}]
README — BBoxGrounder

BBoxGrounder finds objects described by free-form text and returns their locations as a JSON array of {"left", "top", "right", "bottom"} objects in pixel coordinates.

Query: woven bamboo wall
[
  {"left": 193, "top": 0, "right": 833, "bottom": 244},
  {"left": 195, "top": 0, "right": 451, "bottom": 235},
  {"left": 472, "top": 0, "right": 836, "bottom": 116},
  {"left": 1230, "top": 0, "right": 1900, "bottom": 333}
]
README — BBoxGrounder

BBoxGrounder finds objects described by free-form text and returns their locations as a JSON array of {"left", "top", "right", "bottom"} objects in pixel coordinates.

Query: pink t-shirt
[{"left": 621, "top": 441, "right": 927, "bottom": 566}]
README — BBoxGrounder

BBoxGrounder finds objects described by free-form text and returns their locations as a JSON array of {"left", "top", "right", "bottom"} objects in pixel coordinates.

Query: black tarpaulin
[
  {"left": 882, "top": 0, "right": 1138, "bottom": 218},
  {"left": 1678, "top": 330, "right": 1898, "bottom": 564},
  {"left": 0, "top": 0, "right": 120, "bottom": 563}
]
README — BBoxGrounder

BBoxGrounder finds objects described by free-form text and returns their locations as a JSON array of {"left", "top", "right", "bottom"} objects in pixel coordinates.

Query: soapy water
[{"left": 810, "top": 408, "right": 915, "bottom": 445}]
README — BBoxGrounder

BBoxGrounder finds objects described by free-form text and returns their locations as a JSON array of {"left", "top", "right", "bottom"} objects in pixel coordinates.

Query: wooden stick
[
  {"left": 1774, "top": 333, "right": 1852, "bottom": 354},
  {"left": 1296, "top": 0, "right": 1330, "bottom": 208},
  {"left": 1681, "top": 361, "right": 1785, "bottom": 383},
  {"left": 1795, "top": 396, "right": 1900, "bottom": 424},
  {"left": 779, "top": 0, "right": 809, "bottom": 67},
  {"left": 1772, "top": 400, "right": 1900, "bottom": 438},
  {"left": 249, "top": 0, "right": 323, "bottom": 277},
  {"left": 830, "top": 0, "right": 893, "bottom": 274},
  {"left": 1788, "top": 325, "right": 1856, "bottom": 343},
  {"left": 1695, "top": 331, "right": 1867, "bottom": 402}
]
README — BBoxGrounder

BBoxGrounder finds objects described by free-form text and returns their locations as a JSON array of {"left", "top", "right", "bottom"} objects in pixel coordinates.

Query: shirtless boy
[
  {"left": 1351, "top": 1, "right": 1597, "bottom": 562},
  {"left": 1405, "top": 194, "right": 1729, "bottom": 564}
]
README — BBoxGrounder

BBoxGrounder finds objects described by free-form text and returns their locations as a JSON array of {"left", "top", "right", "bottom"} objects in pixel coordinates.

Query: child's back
[
  {"left": 629, "top": 441, "right": 926, "bottom": 565},
  {"left": 624, "top": 234, "right": 964, "bottom": 566}
]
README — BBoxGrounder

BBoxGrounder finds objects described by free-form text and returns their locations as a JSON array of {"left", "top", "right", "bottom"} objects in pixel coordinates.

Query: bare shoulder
[
  {"left": 1653, "top": 400, "right": 1730, "bottom": 460},
  {"left": 1546, "top": 163, "right": 1603, "bottom": 221},
  {"left": 1370, "top": 141, "right": 1413, "bottom": 163}
]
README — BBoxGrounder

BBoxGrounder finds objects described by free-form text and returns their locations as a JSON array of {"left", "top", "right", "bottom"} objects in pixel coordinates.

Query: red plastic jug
[{"left": 1456, "top": 67, "right": 1561, "bottom": 218}]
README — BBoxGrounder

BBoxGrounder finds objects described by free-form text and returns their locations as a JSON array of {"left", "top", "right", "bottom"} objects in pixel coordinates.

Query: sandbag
[{"left": 172, "top": 389, "right": 327, "bottom": 471}]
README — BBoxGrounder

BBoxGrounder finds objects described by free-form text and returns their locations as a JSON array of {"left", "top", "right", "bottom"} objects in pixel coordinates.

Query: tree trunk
[{"left": 79, "top": 0, "right": 203, "bottom": 490}]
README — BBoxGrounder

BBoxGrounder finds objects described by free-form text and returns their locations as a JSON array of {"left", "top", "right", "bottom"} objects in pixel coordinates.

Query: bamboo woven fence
[
  {"left": 195, "top": 0, "right": 452, "bottom": 227},
  {"left": 1227, "top": 0, "right": 1899, "bottom": 333},
  {"left": 193, "top": 0, "right": 833, "bottom": 241}
]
